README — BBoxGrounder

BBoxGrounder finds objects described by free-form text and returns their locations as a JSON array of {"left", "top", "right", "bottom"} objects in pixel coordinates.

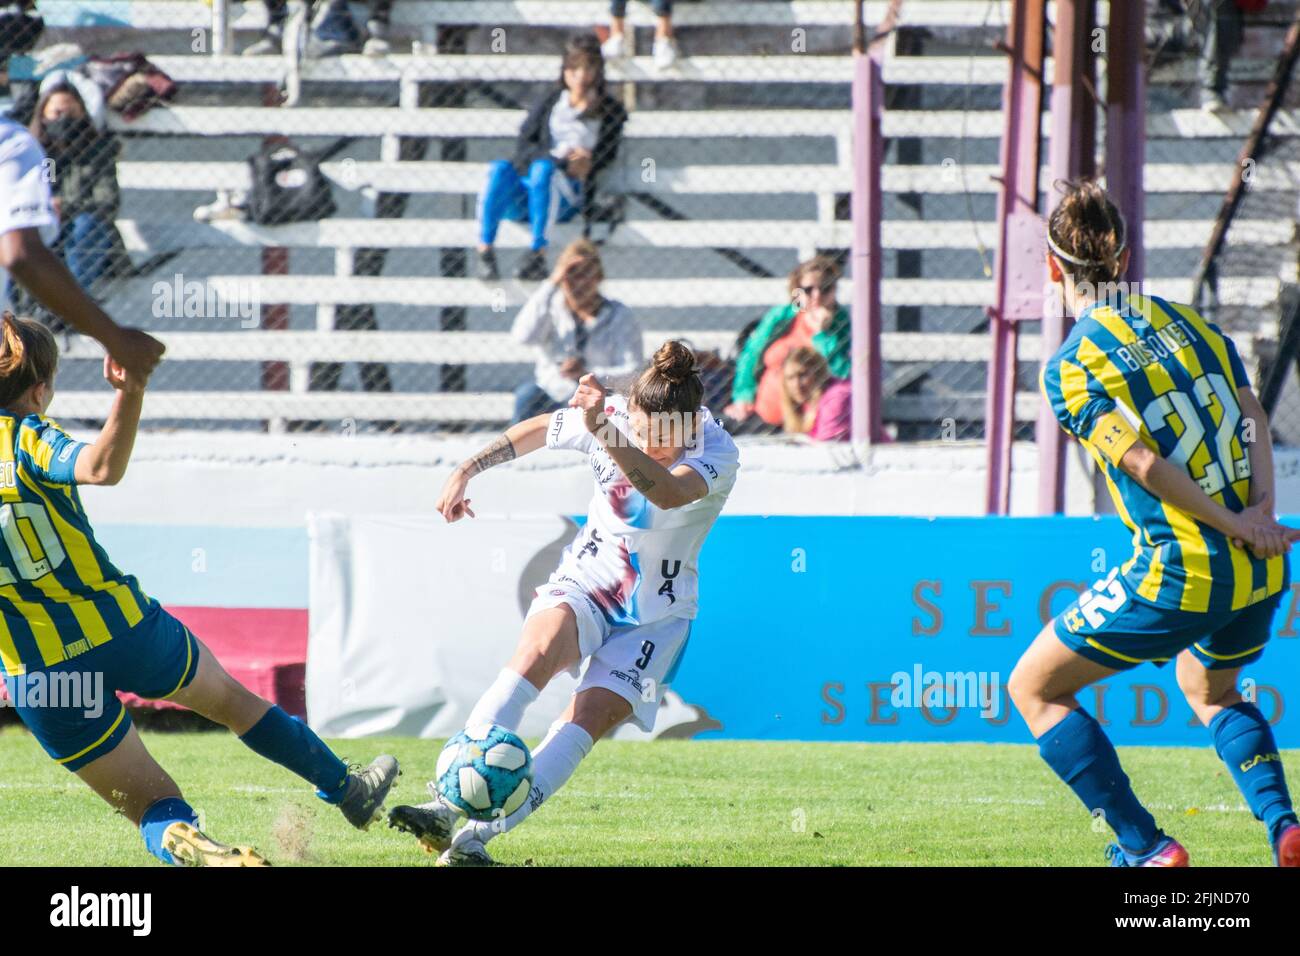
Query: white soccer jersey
[
  {"left": 0, "top": 117, "right": 59, "bottom": 295},
  {"left": 544, "top": 394, "right": 740, "bottom": 628}
]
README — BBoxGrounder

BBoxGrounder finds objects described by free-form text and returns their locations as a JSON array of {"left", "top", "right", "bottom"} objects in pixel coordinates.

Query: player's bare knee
[{"left": 1006, "top": 663, "right": 1040, "bottom": 711}]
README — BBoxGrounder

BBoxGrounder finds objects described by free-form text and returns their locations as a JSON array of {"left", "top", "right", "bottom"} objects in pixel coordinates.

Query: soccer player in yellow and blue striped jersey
[
  {"left": 1008, "top": 181, "right": 1300, "bottom": 868},
  {"left": 0, "top": 312, "right": 398, "bottom": 865}
]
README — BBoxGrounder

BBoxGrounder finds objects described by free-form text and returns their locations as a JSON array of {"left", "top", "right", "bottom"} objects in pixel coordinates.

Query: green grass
[{"left": 0, "top": 724, "right": 1292, "bottom": 866}]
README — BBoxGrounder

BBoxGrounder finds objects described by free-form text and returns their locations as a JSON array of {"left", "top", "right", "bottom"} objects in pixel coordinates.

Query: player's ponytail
[
  {"left": 629, "top": 340, "right": 704, "bottom": 417},
  {"left": 1046, "top": 179, "right": 1127, "bottom": 286},
  {"left": 0, "top": 312, "right": 59, "bottom": 409}
]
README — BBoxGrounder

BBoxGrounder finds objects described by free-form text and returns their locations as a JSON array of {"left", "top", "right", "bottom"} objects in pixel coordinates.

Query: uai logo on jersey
[{"left": 658, "top": 559, "right": 680, "bottom": 604}]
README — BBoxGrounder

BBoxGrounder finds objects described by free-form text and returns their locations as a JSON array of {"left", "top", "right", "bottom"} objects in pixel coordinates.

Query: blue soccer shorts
[
  {"left": 9, "top": 605, "right": 201, "bottom": 771},
  {"left": 1054, "top": 568, "right": 1283, "bottom": 671}
]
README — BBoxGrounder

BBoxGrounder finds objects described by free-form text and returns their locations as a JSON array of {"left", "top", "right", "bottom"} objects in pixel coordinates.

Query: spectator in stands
[
  {"left": 779, "top": 347, "right": 851, "bottom": 442},
  {"left": 477, "top": 34, "right": 627, "bottom": 283},
  {"left": 245, "top": 0, "right": 393, "bottom": 57},
  {"left": 1194, "top": 0, "right": 1248, "bottom": 112},
  {"left": 1146, "top": 0, "right": 1193, "bottom": 61},
  {"left": 509, "top": 238, "right": 642, "bottom": 424},
  {"left": 27, "top": 80, "right": 129, "bottom": 298},
  {"left": 601, "top": 1, "right": 681, "bottom": 70},
  {"left": 724, "top": 255, "right": 851, "bottom": 433},
  {"left": 1153, "top": 1, "right": 1249, "bottom": 111}
]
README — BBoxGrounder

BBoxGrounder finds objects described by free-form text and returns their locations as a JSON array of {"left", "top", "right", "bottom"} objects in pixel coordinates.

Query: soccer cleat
[
  {"left": 436, "top": 833, "right": 494, "bottom": 867},
  {"left": 1105, "top": 833, "right": 1189, "bottom": 868},
  {"left": 388, "top": 790, "right": 463, "bottom": 854},
  {"left": 336, "top": 755, "right": 401, "bottom": 830},
  {"left": 478, "top": 248, "right": 500, "bottom": 282},
  {"left": 162, "top": 822, "right": 269, "bottom": 867},
  {"left": 1274, "top": 823, "right": 1300, "bottom": 867}
]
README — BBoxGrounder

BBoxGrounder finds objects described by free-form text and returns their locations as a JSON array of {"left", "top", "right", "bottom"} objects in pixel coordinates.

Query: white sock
[
  {"left": 465, "top": 720, "right": 593, "bottom": 844},
  {"left": 465, "top": 669, "right": 540, "bottom": 733}
]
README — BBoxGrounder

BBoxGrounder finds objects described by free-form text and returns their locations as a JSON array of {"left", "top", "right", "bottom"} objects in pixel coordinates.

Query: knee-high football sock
[
  {"left": 1210, "top": 702, "right": 1298, "bottom": 845},
  {"left": 466, "top": 669, "right": 540, "bottom": 734},
  {"left": 1037, "top": 708, "right": 1160, "bottom": 853},
  {"left": 464, "top": 720, "right": 593, "bottom": 844},
  {"left": 238, "top": 705, "right": 350, "bottom": 801},
  {"left": 139, "top": 797, "right": 199, "bottom": 866}
]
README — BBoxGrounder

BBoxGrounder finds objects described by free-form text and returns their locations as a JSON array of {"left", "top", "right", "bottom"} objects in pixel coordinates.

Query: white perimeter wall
[{"left": 79, "top": 431, "right": 1300, "bottom": 527}]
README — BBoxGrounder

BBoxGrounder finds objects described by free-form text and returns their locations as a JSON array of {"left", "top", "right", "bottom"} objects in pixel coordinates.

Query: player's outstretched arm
[
  {"left": 570, "top": 373, "right": 708, "bottom": 510},
  {"left": 74, "top": 356, "right": 147, "bottom": 486},
  {"left": 0, "top": 228, "right": 165, "bottom": 378},
  {"left": 435, "top": 413, "right": 551, "bottom": 522}
]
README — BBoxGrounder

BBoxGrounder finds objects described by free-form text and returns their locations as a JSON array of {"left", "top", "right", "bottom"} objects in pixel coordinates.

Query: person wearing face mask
[
  {"left": 509, "top": 238, "right": 642, "bottom": 424},
  {"left": 477, "top": 33, "right": 627, "bottom": 283},
  {"left": 0, "top": 5, "right": 163, "bottom": 380},
  {"left": 725, "top": 255, "right": 851, "bottom": 434},
  {"left": 1012, "top": 179, "right": 1300, "bottom": 868},
  {"left": 27, "top": 82, "right": 129, "bottom": 298}
]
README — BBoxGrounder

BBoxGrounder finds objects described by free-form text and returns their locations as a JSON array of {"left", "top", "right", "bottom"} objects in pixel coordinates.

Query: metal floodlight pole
[
  {"left": 1036, "top": 0, "right": 1097, "bottom": 514},
  {"left": 984, "top": 0, "right": 1046, "bottom": 514},
  {"left": 850, "top": 1, "right": 896, "bottom": 446}
]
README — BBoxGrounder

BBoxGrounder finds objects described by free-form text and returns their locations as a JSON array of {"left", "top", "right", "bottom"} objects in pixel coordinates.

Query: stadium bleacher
[{"left": 26, "top": 0, "right": 1300, "bottom": 435}]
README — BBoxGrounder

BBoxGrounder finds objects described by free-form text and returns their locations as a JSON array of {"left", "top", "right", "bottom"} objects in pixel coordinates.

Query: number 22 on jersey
[{"left": 1141, "top": 372, "right": 1250, "bottom": 496}]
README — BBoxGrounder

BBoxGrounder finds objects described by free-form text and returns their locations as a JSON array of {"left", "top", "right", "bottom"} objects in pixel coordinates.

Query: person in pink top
[{"left": 779, "top": 347, "right": 852, "bottom": 442}]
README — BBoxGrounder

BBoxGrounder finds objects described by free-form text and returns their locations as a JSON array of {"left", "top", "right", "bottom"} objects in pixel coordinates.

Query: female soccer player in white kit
[{"left": 389, "top": 341, "right": 740, "bottom": 865}]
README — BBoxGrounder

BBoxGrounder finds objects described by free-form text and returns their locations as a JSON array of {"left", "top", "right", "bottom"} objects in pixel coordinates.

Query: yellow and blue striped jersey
[
  {"left": 1041, "top": 293, "right": 1286, "bottom": 613},
  {"left": 0, "top": 413, "right": 153, "bottom": 676}
]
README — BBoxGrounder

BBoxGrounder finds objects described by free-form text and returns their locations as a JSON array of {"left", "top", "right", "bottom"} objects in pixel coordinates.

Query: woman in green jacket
[{"left": 725, "top": 255, "right": 851, "bottom": 430}]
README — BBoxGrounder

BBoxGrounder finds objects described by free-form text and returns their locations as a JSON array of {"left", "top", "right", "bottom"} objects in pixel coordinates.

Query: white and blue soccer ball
[{"left": 435, "top": 723, "right": 534, "bottom": 822}]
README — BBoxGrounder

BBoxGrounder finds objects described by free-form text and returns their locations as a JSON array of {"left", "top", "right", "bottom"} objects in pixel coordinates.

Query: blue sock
[
  {"left": 140, "top": 797, "right": 199, "bottom": 866},
  {"left": 1210, "top": 702, "right": 1297, "bottom": 846},
  {"left": 1037, "top": 708, "right": 1160, "bottom": 854},
  {"left": 238, "top": 706, "right": 349, "bottom": 801}
]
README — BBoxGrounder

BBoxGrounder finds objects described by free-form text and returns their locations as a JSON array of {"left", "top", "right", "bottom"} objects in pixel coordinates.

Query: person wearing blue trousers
[
  {"left": 602, "top": 0, "right": 680, "bottom": 69},
  {"left": 477, "top": 34, "right": 626, "bottom": 282}
]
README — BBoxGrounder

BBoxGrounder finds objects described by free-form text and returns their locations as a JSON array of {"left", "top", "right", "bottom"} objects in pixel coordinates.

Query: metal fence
[{"left": 5, "top": 0, "right": 1298, "bottom": 443}]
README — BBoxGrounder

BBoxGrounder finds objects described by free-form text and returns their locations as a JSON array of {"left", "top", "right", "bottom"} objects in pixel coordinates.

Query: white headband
[{"left": 1047, "top": 210, "right": 1128, "bottom": 269}]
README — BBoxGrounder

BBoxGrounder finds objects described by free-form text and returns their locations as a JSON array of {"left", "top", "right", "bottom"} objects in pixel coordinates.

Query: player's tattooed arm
[
  {"left": 455, "top": 412, "right": 551, "bottom": 480},
  {"left": 626, "top": 467, "right": 656, "bottom": 494},
  {"left": 599, "top": 437, "right": 708, "bottom": 510},
  {"left": 462, "top": 434, "right": 516, "bottom": 477}
]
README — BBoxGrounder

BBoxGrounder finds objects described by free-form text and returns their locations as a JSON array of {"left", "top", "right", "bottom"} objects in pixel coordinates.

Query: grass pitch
[{"left": 0, "top": 724, "right": 1292, "bottom": 866}]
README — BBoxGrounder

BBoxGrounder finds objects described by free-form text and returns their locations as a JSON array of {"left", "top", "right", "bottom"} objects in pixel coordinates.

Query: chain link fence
[
  {"left": 4, "top": 0, "right": 1297, "bottom": 443},
  {"left": 1142, "top": 0, "right": 1300, "bottom": 436}
]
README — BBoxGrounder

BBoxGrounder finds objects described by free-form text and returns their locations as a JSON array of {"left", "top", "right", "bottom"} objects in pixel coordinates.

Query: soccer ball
[{"left": 435, "top": 723, "right": 533, "bottom": 822}]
